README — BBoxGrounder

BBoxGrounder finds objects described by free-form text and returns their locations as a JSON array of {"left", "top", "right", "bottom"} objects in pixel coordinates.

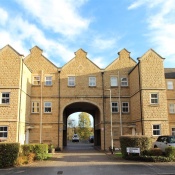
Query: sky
[{"left": 0, "top": 0, "right": 175, "bottom": 69}]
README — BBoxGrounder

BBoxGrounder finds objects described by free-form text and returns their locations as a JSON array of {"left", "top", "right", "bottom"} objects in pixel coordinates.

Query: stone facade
[{"left": 0, "top": 45, "right": 175, "bottom": 150}]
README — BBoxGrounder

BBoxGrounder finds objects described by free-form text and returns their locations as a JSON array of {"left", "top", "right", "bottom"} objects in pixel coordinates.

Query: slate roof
[{"left": 164, "top": 68, "right": 175, "bottom": 79}]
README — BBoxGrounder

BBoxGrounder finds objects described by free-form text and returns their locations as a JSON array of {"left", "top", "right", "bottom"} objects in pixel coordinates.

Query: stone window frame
[
  {"left": 122, "top": 102, "right": 129, "bottom": 113},
  {"left": 68, "top": 76, "right": 75, "bottom": 87},
  {"left": 45, "top": 76, "right": 52, "bottom": 86},
  {"left": 110, "top": 76, "right": 118, "bottom": 87},
  {"left": 152, "top": 124, "right": 161, "bottom": 136},
  {"left": 44, "top": 102, "right": 52, "bottom": 113},
  {"left": 33, "top": 75, "right": 40, "bottom": 85},
  {"left": 0, "top": 126, "right": 8, "bottom": 139},
  {"left": 150, "top": 93, "right": 159, "bottom": 104},
  {"left": 167, "top": 81, "right": 174, "bottom": 90},
  {"left": 121, "top": 77, "right": 128, "bottom": 87},
  {"left": 89, "top": 76, "right": 96, "bottom": 87},
  {"left": 112, "top": 102, "right": 119, "bottom": 113},
  {"left": 31, "top": 101, "right": 40, "bottom": 113},
  {"left": 169, "top": 104, "right": 175, "bottom": 114},
  {"left": 0, "top": 92, "right": 10, "bottom": 104}
]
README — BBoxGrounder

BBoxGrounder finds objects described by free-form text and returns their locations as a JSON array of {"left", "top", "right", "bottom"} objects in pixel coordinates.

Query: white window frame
[
  {"left": 68, "top": 76, "right": 75, "bottom": 86},
  {"left": 152, "top": 124, "right": 161, "bottom": 136},
  {"left": 121, "top": 77, "right": 128, "bottom": 87},
  {"left": 150, "top": 93, "right": 159, "bottom": 104},
  {"left": 110, "top": 76, "right": 118, "bottom": 87},
  {"left": 31, "top": 102, "right": 40, "bottom": 113},
  {"left": 44, "top": 102, "right": 52, "bottom": 113},
  {"left": 172, "top": 128, "right": 175, "bottom": 136},
  {"left": 0, "top": 92, "right": 10, "bottom": 104},
  {"left": 169, "top": 104, "right": 175, "bottom": 114},
  {"left": 33, "top": 76, "right": 40, "bottom": 85},
  {"left": 45, "top": 76, "right": 52, "bottom": 86},
  {"left": 89, "top": 77, "right": 96, "bottom": 87},
  {"left": 0, "top": 126, "right": 8, "bottom": 138},
  {"left": 122, "top": 102, "right": 129, "bottom": 113},
  {"left": 112, "top": 102, "right": 118, "bottom": 113},
  {"left": 167, "top": 81, "right": 173, "bottom": 90}
]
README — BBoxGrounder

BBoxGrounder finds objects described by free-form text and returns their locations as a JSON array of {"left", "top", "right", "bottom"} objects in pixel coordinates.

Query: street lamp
[{"left": 105, "top": 89, "right": 113, "bottom": 154}]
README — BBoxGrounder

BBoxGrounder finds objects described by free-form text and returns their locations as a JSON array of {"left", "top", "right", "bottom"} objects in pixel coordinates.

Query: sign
[{"left": 126, "top": 147, "right": 140, "bottom": 154}]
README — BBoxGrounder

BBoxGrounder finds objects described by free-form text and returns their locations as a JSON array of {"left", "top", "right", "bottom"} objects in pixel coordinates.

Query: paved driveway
[{"left": 1, "top": 142, "right": 175, "bottom": 175}]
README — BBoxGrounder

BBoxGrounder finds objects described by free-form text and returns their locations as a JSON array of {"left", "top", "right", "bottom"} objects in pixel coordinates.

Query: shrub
[
  {"left": 0, "top": 143, "right": 20, "bottom": 168},
  {"left": 149, "top": 148, "right": 162, "bottom": 156},
  {"left": 165, "top": 146, "right": 175, "bottom": 159},
  {"left": 119, "top": 136, "right": 151, "bottom": 158}
]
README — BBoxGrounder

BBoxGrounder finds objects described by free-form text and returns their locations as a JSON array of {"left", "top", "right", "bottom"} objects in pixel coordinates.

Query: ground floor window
[
  {"left": 172, "top": 128, "right": 175, "bottom": 136},
  {"left": 152, "top": 124, "right": 161, "bottom": 136},
  {"left": 0, "top": 126, "right": 8, "bottom": 138}
]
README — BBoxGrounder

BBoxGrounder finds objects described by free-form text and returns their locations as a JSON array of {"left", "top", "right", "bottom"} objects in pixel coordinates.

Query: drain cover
[{"left": 57, "top": 171, "right": 63, "bottom": 174}]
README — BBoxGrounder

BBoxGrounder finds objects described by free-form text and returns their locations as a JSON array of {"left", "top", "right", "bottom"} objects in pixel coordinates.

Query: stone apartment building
[{"left": 0, "top": 44, "right": 175, "bottom": 150}]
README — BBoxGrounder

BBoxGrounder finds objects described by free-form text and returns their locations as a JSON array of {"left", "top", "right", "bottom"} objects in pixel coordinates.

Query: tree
[{"left": 77, "top": 112, "right": 92, "bottom": 140}]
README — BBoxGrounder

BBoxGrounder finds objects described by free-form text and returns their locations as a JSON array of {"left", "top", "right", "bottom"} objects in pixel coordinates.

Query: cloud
[
  {"left": 128, "top": 0, "right": 175, "bottom": 66},
  {"left": 15, "top": 0, "right": 91, "bottom": 37},
  {"left": 0, "top": 8, "right": 8, "bottom": 26}
]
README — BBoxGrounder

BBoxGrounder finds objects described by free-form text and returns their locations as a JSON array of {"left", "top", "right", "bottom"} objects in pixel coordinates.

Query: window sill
[
  {"left": 150, "top": 104, "right": 159, "bottom": 107},
  {"left": 0, "top": 104, "right": 10, "bottom": 107},
  {"left": 44, "top": 112, "right": 52, "bottom": 114}
]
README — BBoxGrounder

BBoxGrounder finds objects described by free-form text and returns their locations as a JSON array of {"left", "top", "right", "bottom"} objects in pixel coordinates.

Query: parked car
[
  {"left": 153, "top": 135, "right": 175, "bottom": 151},
  {"left": 89, "top": 135, "right": 94, "bottom": 143},
  {"left": 72, "top": 134, "right": 79, "bottom": 142}
]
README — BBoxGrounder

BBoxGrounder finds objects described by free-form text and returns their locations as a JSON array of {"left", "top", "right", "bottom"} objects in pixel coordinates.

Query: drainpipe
[
  {"left": 101, "top": 70, "right": 105, "bottom": 150},
  {"left": 58, "top": 69, "right": 61, "bottom": 147},
  {"left": 18, "top": 57, "right": 24, "bottom": 143},
  {"left": 40, "top": 70, "right": 43, "bottom": 143},
  {"left": 138, "top": 62, "right": 144, "bottom": 135}
]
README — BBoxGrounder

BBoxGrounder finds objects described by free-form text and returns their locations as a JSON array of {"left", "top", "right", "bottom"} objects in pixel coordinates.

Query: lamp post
[{"left": 106, "top": 89, "right": 113, "bottom": 154}]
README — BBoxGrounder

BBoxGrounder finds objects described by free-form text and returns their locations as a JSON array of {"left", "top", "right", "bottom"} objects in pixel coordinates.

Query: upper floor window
[
  {"left": 32, "top": 102, "right": 40, "bottom": 113},
  {"left": 33, "top": 76, "right": 40, "bottom": 85},
  {"left": 44, "top": 102, "right": 52, "bottom": 113},
  {"left": 45, "top": 76, "right": 52, "bottom": 86},
  {"left": 152, "top": 124, "right": 161, "bottom": 136},
  {"left": 89, "top": 77, "right": 96, "bottom": 87},
  {"left": 68, "top": 76, "right": 75, "bottom": 87},
  {"left": 0, "top": 126, "right": 8, "bottom": 138},
  {"left": 122, "top": 102, "right": 129, "bottom": 113},
  {"left": 110, "top": 76, "right": 118, "bottom": 87},
  {"left": 0, "top": 92, "right": 10, "bottom": 104},
  {"left": 121, "top": 78, "right": 128, "bottom": 87},
  {"left": 169, "top": 104, "right": 175, "bottom": 114},
  {"left": 112, "top": 102, "right": 118, "bottom": 113},
  {"left": 167, "top": 81, "right": 173, "bottom": 90},
  {"left": 150, "top": 93, "right": 159, "bottom": 104}
]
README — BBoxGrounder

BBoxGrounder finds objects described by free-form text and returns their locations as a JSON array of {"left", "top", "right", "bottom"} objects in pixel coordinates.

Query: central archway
[{"left": 62, "top": 101, "right": 102, "bottom": 148}]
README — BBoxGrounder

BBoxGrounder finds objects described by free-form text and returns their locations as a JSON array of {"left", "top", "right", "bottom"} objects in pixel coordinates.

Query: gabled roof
[
  {"left": 164, "top": 68, "right": 175, "bottom": 79},
  {"left": 137, "top": 48, "right": 165, "bottom": 61},
  {"left": 0, "top": 44, "right": 23, "bottom": 56}
]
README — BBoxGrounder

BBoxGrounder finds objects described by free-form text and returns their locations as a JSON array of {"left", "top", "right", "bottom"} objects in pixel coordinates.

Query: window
[
  {"left": 44, "top": 102, "right": 52, "bottom": 113},
  {"left": 68, "top": 76, "right": 75, "bottom": 86},
  {"left": 122, "top": 102, "right": 129, "bottom": 113},
  {"left": 45, "top": 76, "right": 52, "bottom": 86},
  {"left": 33, "top": 76, "right": 40, "bottom": 85},
  {"left": 167, "top": 81, "right": 173, "bottom": 90},
  {"left": 32, "top": 102, "right": 40, "bottom": 113},
  {"left": 150, "top": 93, "right": 158, "bottom": 104},
  {"left": 172, "top": 128, "right": 175, "bottom": 136},
  {"left": 89, "top": 77, "right": 96, "bottom": 87},
  {"left": 0, "top": 92, "right": 10, "bottom": 104},
  {"left": 0, "top": 126, "right": 8, "bottom": 138},
  {"left": 110, "top": 76, "right": 118, "bottom": 87},
  {"left": 169, "top": 104, "right": 175, "bottom": 114},
  {"left": 112, "top": 102, "right": 118, "bottom": 113},
  {"left": 121, "top": 78, "right": 128, "bottom": 86},
  {"left": 152, "top": 124, "right": 161, "bottom": 136}
]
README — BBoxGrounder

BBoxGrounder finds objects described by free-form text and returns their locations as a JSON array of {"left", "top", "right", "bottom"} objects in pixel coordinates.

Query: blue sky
[{"left": 0, "top": 0, "right": 175, "bottom": 69}]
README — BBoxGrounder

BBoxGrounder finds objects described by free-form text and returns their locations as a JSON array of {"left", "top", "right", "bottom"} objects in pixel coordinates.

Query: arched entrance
[{"left": 62, "top": 101, "right": 101, "bottom": 148}]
